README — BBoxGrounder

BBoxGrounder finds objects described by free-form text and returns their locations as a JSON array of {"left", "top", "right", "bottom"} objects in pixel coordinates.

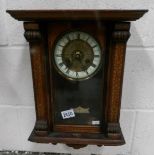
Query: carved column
[
  {"left": 24, "top": 22, "right": 48, "bottom": 137},
  {"left": 106, "top": 22, "right": 130, "bottom": 138}
]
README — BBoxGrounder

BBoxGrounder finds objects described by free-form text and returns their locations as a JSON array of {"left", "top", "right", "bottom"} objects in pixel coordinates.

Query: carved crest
[{"left": 73, "top": 106, "right": 90, "bottom": 114}]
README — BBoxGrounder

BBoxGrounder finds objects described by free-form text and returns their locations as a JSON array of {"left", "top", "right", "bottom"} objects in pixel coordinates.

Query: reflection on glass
[{"left": 53, "top": 69, "right": 103, "bottom": 126}]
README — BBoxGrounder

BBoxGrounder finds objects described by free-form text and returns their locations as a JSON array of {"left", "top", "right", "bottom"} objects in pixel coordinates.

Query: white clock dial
[{"left": 53, "top": 31, "right": 102, "bottom": 81}]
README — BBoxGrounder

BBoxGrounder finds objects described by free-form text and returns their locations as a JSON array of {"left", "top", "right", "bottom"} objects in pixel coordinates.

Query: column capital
[
  {"left": 24, "top": 22, "right": 42, "bottom": 42},
  {"left": 112, "top": 22, "right": 131, "bottom": 42}
]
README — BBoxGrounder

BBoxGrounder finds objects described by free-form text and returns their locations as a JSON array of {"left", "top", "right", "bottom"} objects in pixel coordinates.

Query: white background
[{"left": 0, "top": 0, "right": 153, "bottom": 155}]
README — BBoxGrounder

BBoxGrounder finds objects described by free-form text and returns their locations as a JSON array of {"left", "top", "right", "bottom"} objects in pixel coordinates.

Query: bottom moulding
[{"left": 29, "top": 130, "right": 125, "bottom": 149}]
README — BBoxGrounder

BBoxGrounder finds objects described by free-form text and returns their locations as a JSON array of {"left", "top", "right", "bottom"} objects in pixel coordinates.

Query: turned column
[
  {"left": 106, "top": 22, "right": 131, "bottom": 138},
  {"left": 24, "top": 22, "right": 49, "bottom": 136}
]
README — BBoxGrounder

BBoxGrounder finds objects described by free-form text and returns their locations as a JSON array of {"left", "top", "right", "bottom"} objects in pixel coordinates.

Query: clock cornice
[{"left": 7, "top": 10, "right": 147, "bottom": 21}]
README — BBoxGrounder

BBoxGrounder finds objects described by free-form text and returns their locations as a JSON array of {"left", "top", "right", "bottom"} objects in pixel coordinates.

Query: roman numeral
[
  {"left": 56, "top": 54, "right": 62, "bottom": 57},
  {"left": 59, "top": 44, "right": 64, "bottom": 47},
  {"left": 77, "top": 33, "right": 80, "bottom": 39},
  {"left": 91, "top": 63, "right": 96, "bottom": 68},
  {"left": 66, "top": 36, "right": 70, "bottom": 41},
  {"left": 86, "top": 37, "right": 89, "bottom": 41},
  {"left": 58, "top": 62, "right": 63, "bottom": 67},
  {"left": 76, "top": 72, "right": 79, "bottom": 77},
  {"left": 94, "top": 55, "right": 100, "bottom": 58},
  {"left": 92, "top": 45, "right": 97, "bottom": 48},
  {"left": 66, "top": 69, "right": 70, "bottom": 74},
  {"left": 85, "top": 70, "right": 89, "bottom": 75}
]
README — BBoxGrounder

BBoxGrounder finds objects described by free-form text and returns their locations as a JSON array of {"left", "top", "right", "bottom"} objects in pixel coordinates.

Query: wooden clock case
[{"left": 7, "top": 10, "right": 147, "bottom": 149}]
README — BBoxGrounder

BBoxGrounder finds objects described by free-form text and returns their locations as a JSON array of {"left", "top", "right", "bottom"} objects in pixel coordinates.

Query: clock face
[{"left": 53, "top": 31, "right": 102, "bottom": 81}]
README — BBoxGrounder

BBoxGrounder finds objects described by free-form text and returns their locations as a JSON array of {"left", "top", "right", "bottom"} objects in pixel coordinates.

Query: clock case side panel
[{"left": 24, "top": 22, "right": 52, "bottom": 137}]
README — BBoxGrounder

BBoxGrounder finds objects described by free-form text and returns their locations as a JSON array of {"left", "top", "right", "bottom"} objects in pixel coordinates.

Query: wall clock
[{"left": 7, "top": 10, "right": 147, "bottom": 149}]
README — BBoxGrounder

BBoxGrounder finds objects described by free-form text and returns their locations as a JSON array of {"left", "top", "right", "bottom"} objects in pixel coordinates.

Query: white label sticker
[
  {"left": 92, "top": 120, "right": 100, "bottom": 125},
  {"left": 61, "top": 109, "right": 75, "bottom": 119}
]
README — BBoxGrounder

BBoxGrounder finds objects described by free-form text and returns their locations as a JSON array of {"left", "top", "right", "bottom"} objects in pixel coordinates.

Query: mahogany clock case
[{"left": 6, "top": 10, "right": 148, "bottom": 149}]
